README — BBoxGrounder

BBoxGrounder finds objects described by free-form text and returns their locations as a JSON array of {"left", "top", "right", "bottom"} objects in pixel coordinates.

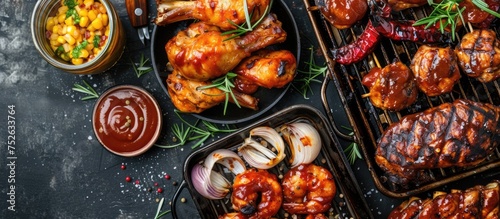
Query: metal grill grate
[{"left": 303, "top": 0, "right": 500, "bottom": 198}]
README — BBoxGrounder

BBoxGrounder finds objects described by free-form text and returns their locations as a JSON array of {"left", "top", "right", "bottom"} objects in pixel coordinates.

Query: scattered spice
[
  {"left": 125, "top": 176, "right": 132, "bottom": 182},
  {"left": 164, "top": 174, "right": 171, "bottom": 180},
  {"left": 180, "top": 197, "right": 186, "bottom": 203},
  {"left": 120, "top": 164, "right": 126, "bottom": 170},
  {"left": 157, "top": 188, "right": 164, "bottom": 193}
]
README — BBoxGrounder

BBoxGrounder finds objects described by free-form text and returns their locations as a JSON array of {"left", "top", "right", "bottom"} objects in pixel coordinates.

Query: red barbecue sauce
[{"left": 93, "top": 86, "right": 161, "bottom": 156}]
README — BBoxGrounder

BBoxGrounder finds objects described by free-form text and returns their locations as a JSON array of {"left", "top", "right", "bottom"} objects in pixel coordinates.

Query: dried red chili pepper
[
  {"left": 371, "top": 15, "right": 451, "bottom": 43},
  {"left": 331, "top": 20, "right": 381, "bottom": 65}
]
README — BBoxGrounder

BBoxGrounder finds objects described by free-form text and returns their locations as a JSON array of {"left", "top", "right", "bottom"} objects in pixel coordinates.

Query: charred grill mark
[{"left": 375, "top": 99, "right": 500, "bottom": 185}]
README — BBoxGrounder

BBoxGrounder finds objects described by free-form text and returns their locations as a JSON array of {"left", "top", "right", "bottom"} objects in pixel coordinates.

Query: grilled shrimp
[
  {"left": 231, "top": 169, "right": 282, "bottom": 219},
  {"left": 282, "top": 164, "right": 336, "bottom": 215}
]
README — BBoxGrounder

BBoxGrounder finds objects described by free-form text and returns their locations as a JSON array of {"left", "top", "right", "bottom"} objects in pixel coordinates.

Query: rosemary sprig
[
  {"left": 221, "top": 0, "right": 273, "bottom": 41},
  {"left": 413, "top": 0, "right": 465, "bottom": 41},
  {"left": 155, "top": 111, "right": 237, "bottom": 149},
  {"left": 342, "top": 126, "right": 363, "bottom": 165},
  {"left": 131, "top": 54, "right": 153, "bottom": 78},
  {"left": 414, "top": 0, "right": 500, "bottom": 41},
  {"left": 72, "top": 80, "right": 99, "bottom": 100},
  {"left": 197, "top": 72, "right": 239, "bottom": 115},
  {"left": 472, "top": 0, "right": 500, "bottom": 18},
  {"left": 154, "top": 198, "right": 171, "bottom": 219},
  {"left": 292, "top": 46, "right": 327, "bottom": 99}
]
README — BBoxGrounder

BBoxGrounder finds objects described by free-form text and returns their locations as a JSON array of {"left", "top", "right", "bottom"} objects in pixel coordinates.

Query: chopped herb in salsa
[
  {"left": 72, "top": 41, "right": 89, "bottom": 58},
  {"left": 93, "top": 35, "right": 101, "bottom": 48}
]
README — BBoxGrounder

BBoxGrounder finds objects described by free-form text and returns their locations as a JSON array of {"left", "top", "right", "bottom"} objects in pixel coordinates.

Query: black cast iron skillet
[{"left": 151, "top": 0, "right": 300, "bottom": 124}]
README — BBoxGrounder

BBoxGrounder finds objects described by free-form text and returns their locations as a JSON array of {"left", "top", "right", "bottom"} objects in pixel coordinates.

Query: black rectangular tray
[{"left": 171, "top": 104, "right": 373, "bottom": 218}]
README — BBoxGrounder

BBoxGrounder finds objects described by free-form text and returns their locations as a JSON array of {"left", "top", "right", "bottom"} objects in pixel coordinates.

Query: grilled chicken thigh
[
  {"left": 315, "top": 0, "right": 367, "bottom": 29},
  {"left": 233, "top": 50, "right": 296, "bottom": 92},
  {"left": 362, "top": 61, "right": 418, "bottom": 111},
  {"left": 410, "top": 45, "right": 461, "bottom": 97},
  {"left": 455, "top": 29, "right": 500, "bottom": 83},
  {"left": 155, "top": 0, "right": 270, "bottom": 30},
  {"left": 388, "top": 180, "right": 500, "bottom": 219},
  {"left": 165, "top": 13, "right": 287, "bottom": 82},
  {"left": 375, "top": 99, "right": 500, "bottom": 185},
  {"left": 166, "top": 72, "right": 259, "bottom": 113}
]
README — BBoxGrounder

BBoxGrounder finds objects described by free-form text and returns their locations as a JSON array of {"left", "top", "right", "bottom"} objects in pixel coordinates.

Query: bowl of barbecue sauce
[{"left": 92, "top": 85, "right": 162, "bottom": 157}]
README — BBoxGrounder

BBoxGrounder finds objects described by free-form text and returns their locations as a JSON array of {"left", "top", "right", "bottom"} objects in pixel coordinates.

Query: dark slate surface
[{"left": 1, "top": 0, "right": 498, "bottom": 218}]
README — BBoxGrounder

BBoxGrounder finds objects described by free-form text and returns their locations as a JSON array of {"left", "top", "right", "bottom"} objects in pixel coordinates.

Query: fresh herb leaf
[
  {"left": 131, "top": 54, "right": 153, "bottom": 78},
  {"left": 66, "top": 8, "right": 81, "bottom": 24},
  {"left": 472, "top": 0, "right": 500, "bottom": 18},
  {"left": 72, "top": 80, "right": 99, "bottom": 100},
  {"left": 93, "top": 35, "right": 101, "bottom": 48},
  {"left": 292, "top": 46, "right": 327, "bottom": 99},
  {"left": 64, "top": 0, "right": 77, "bottom": 8},
  {"left": 155, "top": 111, "right": 238, "bottom": 149},
  {"left": 72, "top": 41, "right": 88, "bottom": 59},
  {"left": 154, "top": 198, "right": 171, "bottom": 219},
  {"left": 197, "top": 72, "right": 239, "bottom": 115},
  {"left": 413, "top": 0, "right": 465, "bottom": 41},
  {"left": 221, "top": 0, "right": 273, "bottom": 41},
  {"left": 342, "top": 126, "right": 363, "bottom": 165},
  {"left": 414, "top": 0, "right": 500, "bottom": 41}
]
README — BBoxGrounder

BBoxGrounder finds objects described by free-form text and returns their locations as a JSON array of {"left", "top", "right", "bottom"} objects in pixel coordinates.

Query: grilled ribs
[
  {"left": 375, "top": 99, "right": 500, "bottom": 185},
  {"left": 388, "top": 180, "right": 500, "bottom": 219}
]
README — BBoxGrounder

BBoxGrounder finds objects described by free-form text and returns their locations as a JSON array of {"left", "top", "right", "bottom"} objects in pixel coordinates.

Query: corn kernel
[
  {"left": 91, "top": 18, "right": 103, "bottom": 30},
  {"left": 87, "top": 25, "right": 95, "bottom": 32},
  {"left": 105, "top": 29, "right": 110, "bottom": 37},
  {"left": 77, "top": 0, "right": 83, "bottom": 5},
  {"left": 100, "top": 14, "right": 108, "bottom": 27},
  {"left": 93, "top": 47, "right": 100, "bottom": 54},
  {"left": 79, "top": 9, "right": 88, "bottom": 17},
  {"left": 50, "top": 33, "right": 59, "bottom": 41},
  {"left": 65, "top": 17, "right": 74, "bottom": 26},
  {"left": 46, "top": 17, "right": 55, "bottom": 31},
  {"left": 79, "top": 49, "right": 90, "bottom": 58},
  {"left": 85, "top": 42, "right": 94, "bottom": 51},
  {"left": 97, "top": 4, "right": 106, "bottom": 14},
  {"left": 63, "top": 44, "right": 73, "bottom": 53},
  {"left": 67, "top": 25, "right": 77, "bottom": 35},
  {"left": 88, "top": 10, "right": 97, "bottom": 21},
  {"left": 83, "top": 0, "right": 94, "bottom": 8},
  {"left": 72, "top": 58, "right": 84, "bottom": 65},
  {"left": 58, "top": 14, "right": 66, "bottom": 24},
  {"left": 58, "top": 6, "right": 68, "bottom": 14},
  {"left": 57, "top": 36, "right": 66, "bottom": 44},
  {"left": 52, "top": 25, "right": 62, "bottom": 35},
  {"left": 79, "top": 16, "right": 89, "bottom": 27},
  {"left": 50, "top": 40, "right": 61, "bottom": 47},
  {"left": 63, "top": 34, "right": 76, "bottom": 45}
]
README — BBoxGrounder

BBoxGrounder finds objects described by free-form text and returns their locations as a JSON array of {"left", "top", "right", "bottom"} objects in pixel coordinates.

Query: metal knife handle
[{"left": 125, "top": 0, "right": 148, "bottom": 27}]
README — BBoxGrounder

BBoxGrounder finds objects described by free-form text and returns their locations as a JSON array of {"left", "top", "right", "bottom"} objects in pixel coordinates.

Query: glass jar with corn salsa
[{"left": 45, "top": 0, "right": 110, "bottom": 65}]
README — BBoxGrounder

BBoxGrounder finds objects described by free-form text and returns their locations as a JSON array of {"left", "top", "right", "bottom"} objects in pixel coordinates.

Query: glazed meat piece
[
  {"left": 362, "top": 61, "right": 418, "bottom": 111},
  {"left": 166, "top": 72, "right": 258, "bottom": 113},
  {"left": 388, "top": 180, "right": 500, "bottom": 219},
  {"left": 231, "top": 169, "right": 282, "bottom": 219},
  {"left": 233, "top": 50, "right": 296, "bottom": 94},
  {"left": 375, "top": 99, "right": 500, "bottom": 185},
  {"left": 410, "top": 45, "right": 461, "bottom": 97},
  {"left": 455, "top": 29, "right": 500, "bottom": 83},
  {"left": 165, "top": 13, "right": 287, "bottom": 82},
  {"left": 460, "top": 0, "right": 500, "bottom": 29},
  {"left": 315, "top": 0, "right": 367, "bottom": 29},
  {"left": 281, "top": 164, "right": 336, "bottom": 215},
  {"left": 155, "top": 0, "right": 270, "bottom": 30},
  {"left": 388, "top": 0, "right": 427, "bottom": 11}
]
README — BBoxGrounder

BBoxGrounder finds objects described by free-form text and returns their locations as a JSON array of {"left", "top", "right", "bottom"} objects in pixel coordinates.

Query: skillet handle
[
  {"left": 171, "top": 180, "right": 188, "bottom": 219},
  {"left": 320, "top": 71, "right": 355, "bottom": 141}
]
